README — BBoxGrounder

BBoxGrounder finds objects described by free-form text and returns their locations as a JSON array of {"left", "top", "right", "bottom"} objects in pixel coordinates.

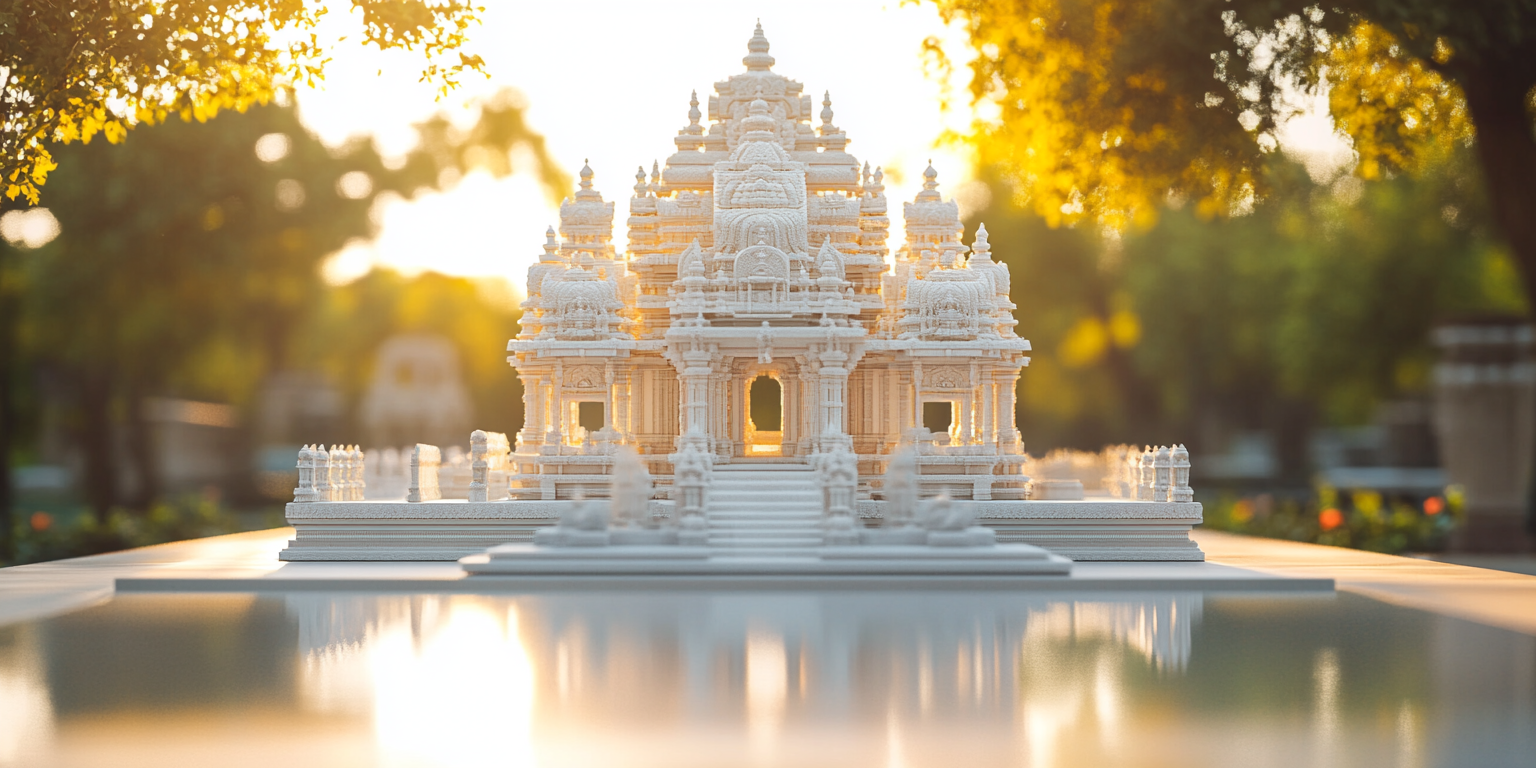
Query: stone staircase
[{"left": 706, "top": 463, "right": 824, "bottom": 557}]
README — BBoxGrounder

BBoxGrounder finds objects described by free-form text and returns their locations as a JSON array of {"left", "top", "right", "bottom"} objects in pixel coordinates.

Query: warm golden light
[
  {"left": 366, "top": 598, "right": 536, "bottom": 767},
  {"left": 745, "top": 625, "right": 788, "bottom": 758}
]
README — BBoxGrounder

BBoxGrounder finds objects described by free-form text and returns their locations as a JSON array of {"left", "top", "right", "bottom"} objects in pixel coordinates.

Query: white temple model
[{"left": 279, "top": 24, "right": 1203, "bottom": 567}]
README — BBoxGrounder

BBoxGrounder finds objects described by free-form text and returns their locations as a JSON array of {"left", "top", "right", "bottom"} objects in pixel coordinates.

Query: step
[
  {"left": 709, "top": 537, "right": 825, "bottom": 548},
  {"left": 720, "top": 461, "right": 807, "bottom": 467},
  {"left": 710, "top": 482, "right": 819, "bottom": 490},
  {"left": 710, "top": 488, "right": 821, "bottom": 497},
  {"left": 707, "top": 510, "right": 823, "bottom": 519},
  {"left": 715, "top": 470, "right": 823, "bottom": 476},
  {"left": 709, "top": 548, "right": 823, "bottom": 559},
  {"left": 712, "top": 476, "right": 823, "bottom": 482},
  {"left": 709, "top": 502, "right": 822, "bottom": 511},
  {"left": 710, "top": 524, "right": 824, "bottom": 534}
]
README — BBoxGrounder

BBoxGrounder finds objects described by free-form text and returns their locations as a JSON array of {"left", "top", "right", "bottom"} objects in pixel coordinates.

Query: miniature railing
[
  {"left": 293, "top": 444, "right": 365, "bottom": 502},
  {"left": 407, "top": 444, "right": 442, "bottom": 502}
]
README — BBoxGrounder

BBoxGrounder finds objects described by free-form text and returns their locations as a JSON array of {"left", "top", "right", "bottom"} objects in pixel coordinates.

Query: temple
[
  {"left": 509, "top": 22, "right": 1029, "bottom": 501},
  {"left": 278, "top": 24, "right": 1203, "bottom": 565}
]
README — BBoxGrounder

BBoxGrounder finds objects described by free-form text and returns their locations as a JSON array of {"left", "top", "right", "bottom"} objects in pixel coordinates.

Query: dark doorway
[
  {"left": 749, "top": 376, "right": 782, "bottom": 431},
  {"left": 922, "top": 401, "right": 954, "bottom": 435},
  {"left": 577, "top": 401, "right": 605, "bottom": 432}
]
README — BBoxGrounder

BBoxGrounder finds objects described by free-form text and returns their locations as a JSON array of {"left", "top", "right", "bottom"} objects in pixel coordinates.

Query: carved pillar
[
  {"left": 818, "top": 349, "right": 850, "bottom": 446},
  {"left": 981, "top": 372, "right": 995, "bottom": 448},
  {"left": 613, "top": 367, "right": 632, "bottom": 442},
  {"left": 679, "top": 349, "right": 714, "bottom": 452},
  {"left": 911, "top": 361, "right": 924, "bottom": 429},
  {"left": 714, "top": 367, "right": 732, "bottom": 459},
  {"left": 604, "top": 363, "right": 616, "bottom": 435},
  {"left": 797, "top": 356, "right": 816, "bottom": 456},
  {"left": 517, "top": 374, "right": 540, "bottom": 449},
  {"left": 546, "top": 365, "right": 559, "bottom": 445},
  {"left": 1001, "top": 369, "right": 1022, "bottom": 447}
]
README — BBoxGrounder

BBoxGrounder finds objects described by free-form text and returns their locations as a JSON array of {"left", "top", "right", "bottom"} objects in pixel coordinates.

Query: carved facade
[{"left": 507, "top": 24, "right": 1031, "bottom": 501}]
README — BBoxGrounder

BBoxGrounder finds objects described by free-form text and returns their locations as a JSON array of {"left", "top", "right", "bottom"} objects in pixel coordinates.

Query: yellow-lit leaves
[
  {"left": 1058, "top": 309, "right": 1140, "bottom": 368},
  {"left": 1327, "top": 21, "right": 1472, "bottom": 180},
  {"left": 2, "top": 0, "right": 485, "bottom": 204},
  {"left": 932, "top": 0, "right": 1263, "bottom": 232}
]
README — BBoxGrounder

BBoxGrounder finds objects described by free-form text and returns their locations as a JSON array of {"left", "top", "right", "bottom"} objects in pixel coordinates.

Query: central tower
[{"left": 508, "top": 23, "right": 1031, "bottom": 503}]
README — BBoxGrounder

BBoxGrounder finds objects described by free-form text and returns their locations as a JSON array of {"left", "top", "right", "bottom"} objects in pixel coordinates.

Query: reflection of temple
[
  {"left": 510, "top": 24, "right": 1029, "bottom": 500},
  {"left": 286, "top": 590, "right": 1201, "bottom": 725}
]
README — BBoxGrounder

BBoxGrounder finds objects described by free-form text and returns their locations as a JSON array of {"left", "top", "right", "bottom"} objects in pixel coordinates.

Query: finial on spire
[
  {"left": 687, "top": 89, "right": 702, "bottom": 131},
  {"left": 744, "top": 20, "right": 775, "bottom": 71},
  {"left": 580, "top": 159, "right": 594, "bottom": 190},
  {"left": 923, "top": 160, "right": 939, "bottom": 191},
  {"left": 971, "top": 222, "right": 992, "bottom": 260},
  {"left": 541, "top": 225, "right": 560, "bottom": 262},
  {"left": 820, "top": 91, "right": 834, "bottom": 127},
  {"left": 862, "top": 161, "right": 871, "bottom": 186},
  {"left": 634, "top": 166, "right": 648, "bottom": 197}
]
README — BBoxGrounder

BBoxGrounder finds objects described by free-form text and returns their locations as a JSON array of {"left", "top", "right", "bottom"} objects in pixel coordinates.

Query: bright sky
[{"left": 295, "top": 1, "right": 984, "bottom": 289}]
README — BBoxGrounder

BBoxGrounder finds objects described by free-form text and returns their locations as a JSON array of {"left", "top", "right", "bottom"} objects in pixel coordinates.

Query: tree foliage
[
  {"left": 968, "top": 152, "right": 1521, "bottom": 469},
  {"left": 928, "top": 1, "right": 1535, "bottom": 301},
  {"left": 0, "top": 0, "right": 486, "bottom": 204},
  {"left": 8, "top": 87, "right": 557, "bottom": 520}
]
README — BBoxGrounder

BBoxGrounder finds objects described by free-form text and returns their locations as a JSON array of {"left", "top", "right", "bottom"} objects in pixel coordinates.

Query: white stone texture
[
  {"left": 278, "top": 25, "right": 1203, "bottom": 566},
  {"left": 407, "top": 444, "right": 441, "bottom": 503}
]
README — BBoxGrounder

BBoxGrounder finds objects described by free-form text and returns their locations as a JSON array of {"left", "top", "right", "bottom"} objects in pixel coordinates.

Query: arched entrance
[{"left": 745, "top": 374, "right": 783, "bottom": 456}]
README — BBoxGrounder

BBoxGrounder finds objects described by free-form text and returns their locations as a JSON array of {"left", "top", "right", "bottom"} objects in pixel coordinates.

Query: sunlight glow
[
  {"left": 367, "top": 599, "right": 536, "bottom": 768},
  {"left": 745, "top": 625, "right": 788, "bottom": 759},
  {"left": 294, "top": 1, "right": 980, "bottom": 287},
  {"left": 0, "top": 627, "right": 54, "bottom": 768}
]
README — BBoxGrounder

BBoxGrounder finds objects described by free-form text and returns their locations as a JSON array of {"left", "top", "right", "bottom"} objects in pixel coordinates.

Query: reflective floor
[{"left": 0, "top": 589, "right": 1532, "bottom": 767}]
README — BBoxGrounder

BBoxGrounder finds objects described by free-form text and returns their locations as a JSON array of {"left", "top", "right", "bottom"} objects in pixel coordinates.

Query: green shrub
[
  {"left": 1200, "top": 484, "right": 1462, "bottom": 554},
  {"left": 8, "top": 495, "right": 277, "bottom": 565}
]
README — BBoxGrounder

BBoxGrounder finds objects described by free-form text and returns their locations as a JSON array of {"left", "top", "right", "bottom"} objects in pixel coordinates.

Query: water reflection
[
  {"left": 281, "top": 591, "right": 1202, "bottom": 765},
  {"left": 0, "top": 624, "right": 53, "bottom": 767},
  {"left": 0, "top": 590, "right": 1531, "bottom": 767}
]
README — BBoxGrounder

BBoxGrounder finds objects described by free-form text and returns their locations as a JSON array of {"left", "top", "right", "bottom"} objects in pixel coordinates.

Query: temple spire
[
  {"left": 744, "top": 20, "right": 775, "bottom": 71},
  {"left": 916, "top": 160, "right": 942, "bottom": 201},
  {"left": 687, "top": 90, "right": 702, "bottom": 134},
  {"left": 971, "top": 222, "right": 993, "bottom": 262},
  {"left": 575, "top": 159, "right": 600, "bottom": 200},
  {"left": 539, "top": 226, "right": 560, "bottom": 263}
]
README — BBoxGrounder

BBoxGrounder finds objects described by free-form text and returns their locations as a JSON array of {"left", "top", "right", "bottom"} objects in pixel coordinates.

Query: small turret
[{"left": 744, "top": 20, "right": 775, "bottom": 71}]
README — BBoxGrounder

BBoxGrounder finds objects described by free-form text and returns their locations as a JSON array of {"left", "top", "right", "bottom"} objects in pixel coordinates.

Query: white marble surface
[{"left": 12, "top": 528, "right": 1533, "bottom": 636}]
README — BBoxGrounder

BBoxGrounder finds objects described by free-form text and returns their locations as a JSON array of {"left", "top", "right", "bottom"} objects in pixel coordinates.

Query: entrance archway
[{"left": 745, "top": 374, "right": 783, "bottom": 456}]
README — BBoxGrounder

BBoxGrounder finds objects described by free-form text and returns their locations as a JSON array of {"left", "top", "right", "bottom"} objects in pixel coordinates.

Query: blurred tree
[
  {"left": 6, "top": 88, "right": 561, "bottom": 542},
  {"left": 0, "top": 0, "right": 486, "bottom": 204},
  {"left": 969, "top": 152, "right": 1523, "bottom": 479},
  {"left": 928, "top": 0, "right": 1535, "bottom": 305}
]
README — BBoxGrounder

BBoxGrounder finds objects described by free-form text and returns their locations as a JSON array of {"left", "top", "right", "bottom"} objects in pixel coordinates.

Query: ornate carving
[
  {"left": 926, "top": 366, "right": 968, "bottom": 389},
  {"left": 565, "top": 365, "right": 605, "bottom": 390}
]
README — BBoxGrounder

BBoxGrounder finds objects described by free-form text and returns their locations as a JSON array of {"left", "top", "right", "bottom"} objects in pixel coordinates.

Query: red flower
[
  {"left": 1319, "top": 508, "right": 1344, "bottom": 531},
  {"left": 1423, "top": 497, "right": 1444, "bottom": 516}
]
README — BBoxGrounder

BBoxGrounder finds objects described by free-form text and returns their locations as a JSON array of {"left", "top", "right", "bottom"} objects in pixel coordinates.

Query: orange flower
[
  {"left": 1319, "top": 508, "right": 1344, "bottom": 531},
  {"left": 1423, "top": 496, "right": 1444, "bottom": 516},
  {"left": 29, "top": 511, "right": 52, "bottom": 532}
]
